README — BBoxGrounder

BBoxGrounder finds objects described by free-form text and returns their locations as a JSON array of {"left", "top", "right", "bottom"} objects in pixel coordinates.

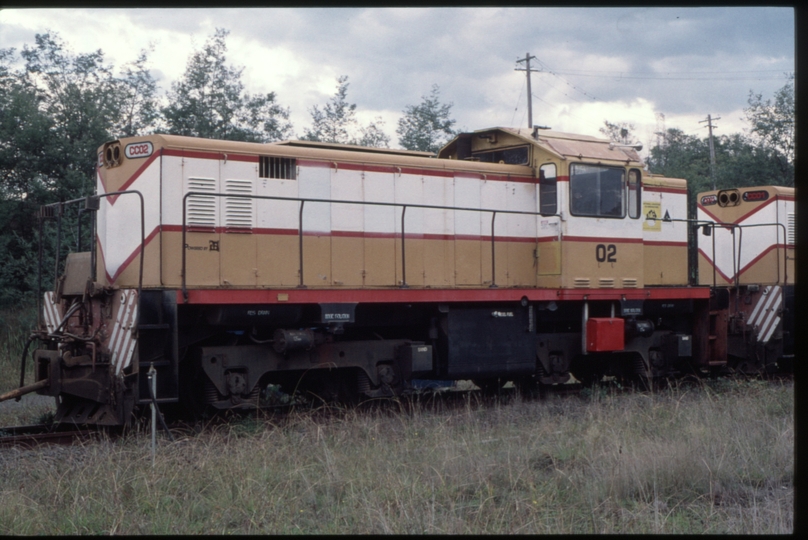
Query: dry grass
[
  {"left": 0, "top": 306, "right": 38, "bottom": 387},
  {"left": 0, "top": 377, "right": 793, "bottom": 534},
  {"left": 0, "top": 307, "right": 55, "bottom": 425}
]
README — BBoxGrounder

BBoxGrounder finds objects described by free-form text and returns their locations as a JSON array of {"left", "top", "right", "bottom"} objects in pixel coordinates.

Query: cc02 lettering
[
  {"left": 125, "top": 141, "right": 153, "bottom": 159},
  {"left": 595, "top": 244, "right": 617, "bottom": 263}
]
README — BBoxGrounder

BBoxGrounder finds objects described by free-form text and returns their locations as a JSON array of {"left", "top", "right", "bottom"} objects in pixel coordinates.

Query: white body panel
[{"left": 697, "top": 196, "right": 794, "bottom": 283}]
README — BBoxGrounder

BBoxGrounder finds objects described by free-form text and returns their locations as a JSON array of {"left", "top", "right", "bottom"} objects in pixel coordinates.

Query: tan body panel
[
  {"left": 155, "top": 231, "right": 551, "bottom": 289},
  {"left": 561, "top": 240, "right": 643, "bottom": 289},
  {"left": 698, "top": 248, "right": 794, "bottom": 287},
  {"left": 643, "top": 245, "right": 688, "bottom": 285}
]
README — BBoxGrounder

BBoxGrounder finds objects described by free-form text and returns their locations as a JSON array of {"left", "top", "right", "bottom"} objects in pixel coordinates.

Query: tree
[
  {"left": 20, "top": 32, "right": 122, "bottom": 198},
  {"left": 396, "top": 84, "right": 456, "bottom": 153},
  {"left": 647, "top": 127, "right": 793, "bottom": 212},
  {"left": 112, "top": 47, "right": 160, "bottom": 138},
  {"left": 1, "top": 33, "right": 132, "bottom": 306},
  {"left": 356, "top": 117, "right": 391, "bottom": 148},
  {"left": 162, "top": 28, "right": 292, "bottom": 142},
  {"left": 713, "top": 133, "right": 793, "bottom": 189},
  {"left": 599, "top": 120, "right": 636, "bottom": 144},
  {"left": 302, "top": 75, "right": 390, "bottom": 147},
  {"left": 745, "top": 75, "right": 794, "bottom": 176},
  {"left": 302, "top": 75, "right": 356, "bottom": 144}
]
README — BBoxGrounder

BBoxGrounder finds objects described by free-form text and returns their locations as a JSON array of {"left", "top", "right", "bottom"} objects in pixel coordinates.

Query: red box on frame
[{"left": 586, "top": 317, "right": 625, "bottom": 352}]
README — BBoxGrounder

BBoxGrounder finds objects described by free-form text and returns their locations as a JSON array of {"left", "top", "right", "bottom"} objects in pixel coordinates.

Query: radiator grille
[
  {"left": 788, "top": 212, "right": 795, "bottom": 245},
  {"left": 224, "top": 179, "right": 253, "bottom": 231},
  {"left": 187, "top": 177, "right": 217, "bottom": 229}
]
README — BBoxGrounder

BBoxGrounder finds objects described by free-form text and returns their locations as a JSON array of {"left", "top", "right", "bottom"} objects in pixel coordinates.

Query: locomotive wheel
[
  {"left": 301, "top": 369, "right": 362, "bottom": 405},
  {"left": 177, "top": 348, "right": 214, "bottom": 420},
  {"left": 733, "top": 360, "right": 761, "bottom": 377},
  {"left": 570, "top": 354, "right": 605, "bottom": 386},
  {"left": 515, "top": 361, "right": 548, "bottom": 397},
  {"left": 618, "top": 352, "right": 652, "bottom": 391}
]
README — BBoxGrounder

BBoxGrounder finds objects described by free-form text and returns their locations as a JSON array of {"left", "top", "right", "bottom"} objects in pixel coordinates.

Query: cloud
[{"left": 0, "top": 7, "right": 793, "bottom": 149}]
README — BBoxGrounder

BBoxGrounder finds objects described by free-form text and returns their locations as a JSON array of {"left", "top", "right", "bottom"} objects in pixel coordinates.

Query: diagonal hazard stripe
[
  {"left": 42, "top": 292, "right": 62, "bottom": 333},
  {"left": 109, "top": 290, "right": 138, "bottom": 375},
  {"left": 757, "top": 289, "right": 783, "bottom": 344},
  {"left": 747, "top": 285, "right": 771, "bottom": 326}
]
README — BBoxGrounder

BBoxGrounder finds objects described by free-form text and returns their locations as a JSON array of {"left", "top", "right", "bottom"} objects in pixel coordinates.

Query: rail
[{"left": 181, "top": 192, "right": 562, "bottom": 302}]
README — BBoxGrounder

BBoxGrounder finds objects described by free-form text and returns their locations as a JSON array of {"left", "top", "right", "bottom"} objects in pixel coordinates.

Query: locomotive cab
[{"left": 439, "top": 127, "right": 690, "bottom": 290}]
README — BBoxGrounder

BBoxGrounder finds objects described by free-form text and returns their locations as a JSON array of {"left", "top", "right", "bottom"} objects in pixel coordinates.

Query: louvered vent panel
[
  {"left": 622, "top": 278, "right": 638, "bottom": 288},
  {"left": 225, "top": 179, "right": 253, "bottom": 231},
  {"left": 574, "top": 278, "right": 590, "bottom": 289},
  {"left": 598, "top": 278, "right": 615, "bottom": 289},
  {"left": 787, "top": 212, "right": 795, "bottom": 245},
  {"left": 187, "top": 177, "right": 217, "bottom": 229}
]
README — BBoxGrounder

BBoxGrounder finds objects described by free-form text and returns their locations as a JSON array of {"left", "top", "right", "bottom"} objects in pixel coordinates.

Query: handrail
[
  {"left": 731, "top": 221, "right": 789, "bottom": 286},
  {"left": 181, "top": 191, "right": 563, "bottom": 302},
  {"left": 660, "top": 216, "right": 789, "bottom": 287},
  {"left": 38, "top": 190, "right": 146, "bottom": 314}
]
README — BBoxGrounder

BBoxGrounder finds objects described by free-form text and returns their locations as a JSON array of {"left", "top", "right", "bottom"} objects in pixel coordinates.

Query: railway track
[
  {"left": 0, "top": 374, "right": 790, "bottom": 448},
  {"left": 0, "top": 423, "right": 107, "bottom": 449}
]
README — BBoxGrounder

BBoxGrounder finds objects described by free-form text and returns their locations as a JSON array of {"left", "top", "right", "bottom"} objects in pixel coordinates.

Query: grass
[{"left": 0, "top": 377, "right": 793, "bottom": 534}]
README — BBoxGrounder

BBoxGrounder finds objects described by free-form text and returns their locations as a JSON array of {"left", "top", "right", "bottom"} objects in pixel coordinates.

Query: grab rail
[
  {"left": 181, "top": 192, "right": 562, "bottom": 302},
  {"left": 661, "top": 217, "right": 788, "bottom": 287}
]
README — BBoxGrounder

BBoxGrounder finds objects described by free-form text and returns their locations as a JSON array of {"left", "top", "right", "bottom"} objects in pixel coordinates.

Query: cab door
[{"left": 536, "top": 163, "right": 562, "bottom": 282}]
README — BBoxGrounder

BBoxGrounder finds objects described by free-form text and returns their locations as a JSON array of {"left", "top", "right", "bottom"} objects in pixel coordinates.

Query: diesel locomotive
[{"left": 3, "top": 126, "right": 794, "bottom": 425}]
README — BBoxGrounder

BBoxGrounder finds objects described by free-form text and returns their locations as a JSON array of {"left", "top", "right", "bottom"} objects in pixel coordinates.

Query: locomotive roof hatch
[
  {"left": 437, "top": 127, "right": 643, "bottom": 166},
  {"left": 275, "top": 139, "right": 436, "bottom": 158}
]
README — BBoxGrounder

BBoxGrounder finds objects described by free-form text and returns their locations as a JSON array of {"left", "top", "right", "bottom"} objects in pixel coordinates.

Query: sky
[{"left": 0, "top": 7, "right": 795, "bottom": 155}]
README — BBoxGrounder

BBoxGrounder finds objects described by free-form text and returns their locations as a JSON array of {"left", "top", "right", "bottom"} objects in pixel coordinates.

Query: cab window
[
  {"left": 570, "top": 163, "right": 625, "bottom": 218},
  {"left": 628, "top": 169, "right": 641, "bottom": 219},
  {"left": 539, "top": 163, "right": 557, "bottom": 215}
]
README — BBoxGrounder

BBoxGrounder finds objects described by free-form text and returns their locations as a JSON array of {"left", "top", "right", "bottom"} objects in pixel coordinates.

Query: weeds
[
  {"left": 0, "top": 307, "right": 38, "bottom": 388},
  {"left": 0, "top": 377, "right": 793, "bottom": 534},
  {"left": 0, "top": 307, "right": 55, "bottom": 425}
]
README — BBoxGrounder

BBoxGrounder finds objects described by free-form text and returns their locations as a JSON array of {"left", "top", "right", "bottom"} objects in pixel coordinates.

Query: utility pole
[
  {"left": 655, "top": 112, "right": 666, "bottom": 149},
  {"left": 699, "top": 114, "right": 720, "bottom": 190},
  {"left": 515, "top": 53, "right": 539, "bottom": 129}
]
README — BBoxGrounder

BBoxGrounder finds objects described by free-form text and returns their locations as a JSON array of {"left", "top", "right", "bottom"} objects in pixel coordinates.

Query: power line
[
  {"left": 550, "top": 68, "right": 788, "bottom": 75},
  {"left": 531, "top": 92, "right": 592, "bottom": 126},
  {"left": 536, "top": 75, "right": 596, "bottom": 105},
  {"left": 533, "top": 59, "right": 599, "bottom": 101},
  {"left": 545, "top": 71, "right": 790, "bottom": 81},
  {"left": 510, "top": 77, "right": 525, "bottom": 127}
]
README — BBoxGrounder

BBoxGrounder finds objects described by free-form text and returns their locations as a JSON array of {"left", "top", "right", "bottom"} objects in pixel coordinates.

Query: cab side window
[
  {"left": 628, "top": 169, "right": 641, "bottom": 219},
  {"left": 539, "top": 163, "right": 557, "bottom": 216}
]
